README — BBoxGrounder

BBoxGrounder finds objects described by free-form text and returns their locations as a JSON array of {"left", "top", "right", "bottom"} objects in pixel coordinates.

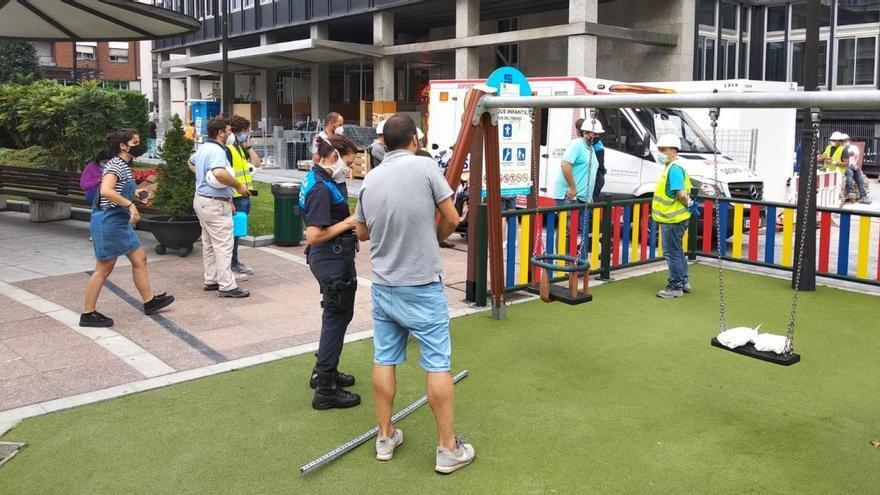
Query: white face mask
[
  {"left": 225, "top": 133, "right": 235, "bottom": 145},
  {"left": 331, "top": 154, "right": 349, "bottom": 182},
  {"left": 334, "top": 125, "right": 345, "bottom": 136}
]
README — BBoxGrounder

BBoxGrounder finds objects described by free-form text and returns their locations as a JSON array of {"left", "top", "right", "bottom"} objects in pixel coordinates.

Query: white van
[{"left": 428, "top": 76, "right": 765, "bottom": 204}]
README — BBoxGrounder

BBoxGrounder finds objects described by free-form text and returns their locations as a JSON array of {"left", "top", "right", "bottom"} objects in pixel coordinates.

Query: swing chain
[
  {"left": 785, "top": 111, "right": 821, "bottom": 353},
  {"left": 710, "top": 109, "right": 728, "bottom": 334}
]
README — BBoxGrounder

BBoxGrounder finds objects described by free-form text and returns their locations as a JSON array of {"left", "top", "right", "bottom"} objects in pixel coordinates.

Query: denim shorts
[{"left": 371, "top": 282, "right": 451, "bottom": 372}]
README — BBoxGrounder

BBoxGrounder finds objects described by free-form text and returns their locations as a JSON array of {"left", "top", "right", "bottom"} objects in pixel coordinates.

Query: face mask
[
  {"left": 331, "top": 155, "right": 350, "bottom": 182},
  {"left": 236, "top": 132, "right": 250, "bottom": 143},
  {"left": 658, "top": 153, "right": 673, "bottom": 165},
  {"left": 128, "top": 144, "right": 146, "bottom": 158},
  {"left": 334, "top": 126, "right": 345, "bottom": 136},
  {"left": 226, "top": 133, "right": 235, "bottom": 145}
]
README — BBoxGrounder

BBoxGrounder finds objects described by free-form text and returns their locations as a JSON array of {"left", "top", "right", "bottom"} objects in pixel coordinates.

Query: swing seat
[
  {"left": 710, "top": 338, "right": 801, "bottom": 366},
  {"left": 528, "top": 254, "right": 592, "bottom": 305}
]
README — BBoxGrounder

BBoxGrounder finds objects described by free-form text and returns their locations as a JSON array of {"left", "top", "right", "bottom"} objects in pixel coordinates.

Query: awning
[
  {"left": 161, "top": 39, "right": 381, "bottom": 73},
  {"left": 0, "top": 0, "right": 200, "bottom": 41}
]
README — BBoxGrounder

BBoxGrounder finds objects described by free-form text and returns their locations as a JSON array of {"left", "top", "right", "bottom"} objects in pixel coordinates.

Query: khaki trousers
[{"left": 194, "top": 195, "right": 236, "bottom": 291}]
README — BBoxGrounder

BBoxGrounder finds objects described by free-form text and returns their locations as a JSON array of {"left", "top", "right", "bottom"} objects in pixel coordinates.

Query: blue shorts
[{"left": 371, "top": 282, "right": 451, "bottom": 372}]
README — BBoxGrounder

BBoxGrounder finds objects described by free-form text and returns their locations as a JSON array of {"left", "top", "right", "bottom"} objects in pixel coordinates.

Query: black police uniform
[{"left": 302, "top": 166, "right": 357, "bottom": 376}]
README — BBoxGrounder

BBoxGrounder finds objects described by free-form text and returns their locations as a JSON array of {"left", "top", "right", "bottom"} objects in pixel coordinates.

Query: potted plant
[{"left": 139, "top": 115, "right": 201, "bottom": 257}]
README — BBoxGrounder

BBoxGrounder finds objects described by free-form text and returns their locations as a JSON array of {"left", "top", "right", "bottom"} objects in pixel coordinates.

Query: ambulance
[{"left": 427, "top": 76, "right": 773, "bottom": 206}]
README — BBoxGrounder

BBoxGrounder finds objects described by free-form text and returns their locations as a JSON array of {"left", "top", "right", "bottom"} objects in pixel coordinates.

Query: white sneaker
[
  {"left": 435, "top": 437, "right": 475, "bottom": 474},
  {"left": 234, "top": 272, "right": 248, "bottom": 282},
  {"left": 375, "top": 428, "right": 404, "bottom": 461}
]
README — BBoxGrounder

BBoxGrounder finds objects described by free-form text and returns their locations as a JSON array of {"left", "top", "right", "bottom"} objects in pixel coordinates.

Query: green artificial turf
[{"left": 1, "top": 265, "right": 879, "bottom": 494}]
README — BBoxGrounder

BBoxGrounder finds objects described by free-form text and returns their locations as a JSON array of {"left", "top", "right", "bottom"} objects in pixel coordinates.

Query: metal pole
[
  {"left": 479, "top": 90, "right": 880, "bottom": 111},
  {"left": 793, "top": 0, "right": 820, "bottom": 291},
  {"left": 71, "top": 41, "right": 77, "bottom": 84},
  {"left": 221, "top": 0, "right": 232, "bottom": 116},
  {"left": 299, "top": 370, "right": 470, "bottom": 475}
]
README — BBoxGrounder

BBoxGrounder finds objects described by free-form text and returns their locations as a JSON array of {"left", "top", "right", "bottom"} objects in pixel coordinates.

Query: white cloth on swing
[
  {"left": 716, "top": 326, "right": 759, "bottom": 349},
  {"left": 752, "top": 333, "right": 788, "bottom": 354}
]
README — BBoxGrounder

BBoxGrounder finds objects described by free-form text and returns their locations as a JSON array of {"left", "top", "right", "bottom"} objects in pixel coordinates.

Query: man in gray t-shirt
[{"left": 354, "top": 114, "right": 475, "bottom": 473}]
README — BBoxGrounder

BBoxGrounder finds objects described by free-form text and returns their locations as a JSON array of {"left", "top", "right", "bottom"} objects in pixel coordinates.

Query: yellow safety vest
[
  {"left": 652, "top": 162, "right": 692, "bottom": 224},
  {"left": 228, "top": 143, "right": 253, "bottom": 198},
  {"left": 822, "top": 145, "right": 847, "bottom": 172}
]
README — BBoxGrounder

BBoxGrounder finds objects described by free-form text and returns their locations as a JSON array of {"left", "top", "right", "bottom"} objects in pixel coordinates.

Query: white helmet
[
  {"left": 580, "top": 119, "right": 605, "bottom": 134},
  {"left": 205, "top": 166, "right": 234, "bottom": 189},
  {"left": 829, "top": 131, "right": 847, "bottom": 141},
  {"left": 656, "top": 134, "right": 681, "bottom": 150},
  {"left": 376, "top": 120, "right": 386, "bottom": 135}
]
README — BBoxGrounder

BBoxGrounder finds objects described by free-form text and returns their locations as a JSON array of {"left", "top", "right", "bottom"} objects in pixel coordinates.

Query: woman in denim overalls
[
  {"left": 301, "top": 134, "right": 361, "bottom": 410},
  {"left": 80, "top": 129, "right": 174, "bottom": 327}
]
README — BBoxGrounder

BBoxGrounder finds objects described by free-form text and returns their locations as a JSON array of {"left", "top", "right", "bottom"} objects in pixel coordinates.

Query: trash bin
[{"left": 271, "top": 182, "right": 303, "bottom": 246}]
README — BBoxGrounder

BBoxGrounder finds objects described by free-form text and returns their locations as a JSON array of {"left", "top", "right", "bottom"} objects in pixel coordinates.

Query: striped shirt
[{"left": 98, "top": 157, "right": 134, "bottom": 209}]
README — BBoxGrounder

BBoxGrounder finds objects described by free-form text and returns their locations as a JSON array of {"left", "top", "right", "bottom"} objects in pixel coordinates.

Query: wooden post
[{"left": 482, "top": 112, "right": 505, "bottom": 319}]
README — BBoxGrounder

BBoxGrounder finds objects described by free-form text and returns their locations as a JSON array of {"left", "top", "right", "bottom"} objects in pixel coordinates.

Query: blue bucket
[{"left": 233, "top": 211, "right": 248, "bottom": 238}]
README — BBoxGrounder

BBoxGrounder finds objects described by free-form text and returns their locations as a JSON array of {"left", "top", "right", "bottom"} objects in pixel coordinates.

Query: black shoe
[
  {"left": 309, "top": 369, "right": 356, "bottom": 389},
  {"left": 312, "top": 371, "right": 361, "bottom": 410},
  {"left": 79, "top": 311, "right": 113, "bottom": 327},
  {"left": 144, "top": 293, "right": 175, "bottom": 315},
  {"left": 219, "top": 287, "right": 250, "bottom": 298},
  {"left": 203, "top": 283, "right": 220, "bottom": 291}
]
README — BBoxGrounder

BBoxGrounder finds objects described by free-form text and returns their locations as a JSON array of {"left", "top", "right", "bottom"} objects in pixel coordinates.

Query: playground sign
[{"left": 485, "top": 67, "right": 533, "bottom": 197}]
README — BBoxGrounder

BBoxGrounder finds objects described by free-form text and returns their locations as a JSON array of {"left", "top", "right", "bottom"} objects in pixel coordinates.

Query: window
[
  {"left": 697, "top": 0, "right": 715, "bottom": 27},
  {"left": 75, "top": 42, "right": 96, "bottom": 61},
  {"left": 767, "top": 6, "right": 786, "bottom": 32},
  {"left": 696, "top": 36, "right": 716, "bottom": 80},
  {"left": 205, "top": 0, "right": 213, "bottom": 17},
  {"left": 739, "top": 41, "right": 749, "bottom": 79},
  {"left": 765, "top": 42, "right": 786, "bottom": 81},
  {"left": 495, "top": 17, "right": 519, "bottom": 68},
  {"left": 231, "top": 0, "right": 241, "bottom": 10},
  {"left": 837, "top": 37, "right": 877, "bottom": 86},
  {"left": 108, "top": 42, "right": 129, "bottom": 63},
  {"left": 791, "top": 1, "right": 832, "bottom": 29},
  {"left": 837, "top": 0, "right": 880, "bottom": 26},
  {"left": 792, "top": 40, "right": 827, "bottom": 86},
  {"left": 720, "top": 40, "right": 736, "bottom": 79},
  {"left": 720, "top": 2, "right": 737, "bottom": 30},
  {"left": 597, "top": 109, "right": 646, "bottom": 157},
  {"left": 244, "top": 0, "right": 253, "bottom": 7}
]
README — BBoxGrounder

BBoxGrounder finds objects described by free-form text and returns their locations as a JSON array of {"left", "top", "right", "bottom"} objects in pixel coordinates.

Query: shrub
[
  {"left": 118, "top": 90, "right": 149, "bottom": 140},
  {"left": 153, "top": 115, "right": 195, "bottom": 220},
  {"left": 0, "top": 145, "right": 58, "bottom": 169}
]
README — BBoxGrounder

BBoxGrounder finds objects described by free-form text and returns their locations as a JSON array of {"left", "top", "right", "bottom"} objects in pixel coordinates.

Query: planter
[{"left": 138, "top": 215, "right": 201, "bottom": 257}]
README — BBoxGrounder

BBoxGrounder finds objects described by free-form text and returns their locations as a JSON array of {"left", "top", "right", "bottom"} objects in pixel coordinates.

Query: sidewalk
[{"left": 0, "top": 210, "right": 473, "bottom": 419}]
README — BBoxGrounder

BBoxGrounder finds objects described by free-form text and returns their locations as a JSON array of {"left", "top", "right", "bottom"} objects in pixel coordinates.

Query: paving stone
[
  {"left": 0, "top": 374, "right": 57, "bottom": 410},
  {"left": 43, "top": 360, "right": 144, "bottom": 397}
]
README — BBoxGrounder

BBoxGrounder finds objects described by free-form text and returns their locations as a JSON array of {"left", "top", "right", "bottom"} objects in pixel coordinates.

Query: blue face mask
[{"left": 236, "top": 132, "right": 250, "bottom": 143}]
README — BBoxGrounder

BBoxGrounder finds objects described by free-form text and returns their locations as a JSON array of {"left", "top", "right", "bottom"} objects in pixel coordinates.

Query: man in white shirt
[
  {"left": 843, "top": 134, "right": 871, "bottom": 204},
  {"left": 312, "top": 112, "right": 345, "bottom": 163}
]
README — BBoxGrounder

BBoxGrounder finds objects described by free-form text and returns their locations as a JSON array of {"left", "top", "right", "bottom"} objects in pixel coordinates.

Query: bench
[{"left": 0, "top": 165, "right": 86, "bottom": 222}]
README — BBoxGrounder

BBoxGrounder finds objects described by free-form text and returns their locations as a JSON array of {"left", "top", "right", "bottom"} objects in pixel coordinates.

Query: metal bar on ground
[{"left": 299, "top": 369, "right": 470, "bottom": 476}]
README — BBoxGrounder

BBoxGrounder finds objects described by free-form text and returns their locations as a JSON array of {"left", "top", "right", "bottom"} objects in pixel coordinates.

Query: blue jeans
[
  {"left": 845, "top": 168, "right": 868, "bottom": 198},
  {"left": 555, "top": 199, "right": 590, "bottom": 260},
  {"left": 231, "top": 196, "right": 251, "bottom": 267},
  {"left": 660, "top": 221, "right": 689, "bottom": 290},
  {"left": 371, "top": 282, "right": 451, "bottom": 372}
]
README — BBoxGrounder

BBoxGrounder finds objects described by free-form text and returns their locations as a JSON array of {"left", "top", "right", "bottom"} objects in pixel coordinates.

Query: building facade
[
  {"left": 152, "top": 0, "right": 880, "bottom": 136},
  {"left": 33, "top": 41, "right": 142, "bottom": 90}
]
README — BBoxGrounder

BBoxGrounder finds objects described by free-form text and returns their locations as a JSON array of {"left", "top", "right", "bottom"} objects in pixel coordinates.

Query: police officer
[{"left": 300, "top": 134, "right": 361, "bottom": 410}]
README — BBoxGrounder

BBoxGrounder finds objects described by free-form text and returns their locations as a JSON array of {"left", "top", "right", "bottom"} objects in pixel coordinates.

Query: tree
[
  {"left": 0, "top": 41, "right": 42, "bottom": 84},
  {"left": 154, "top": 115, "right": 196, "bottom": 220}
]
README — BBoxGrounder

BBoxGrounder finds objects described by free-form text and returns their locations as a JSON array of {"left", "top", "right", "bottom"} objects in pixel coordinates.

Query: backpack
[{"left": 80, "top": 161, "right": 104, "bottom": 206}]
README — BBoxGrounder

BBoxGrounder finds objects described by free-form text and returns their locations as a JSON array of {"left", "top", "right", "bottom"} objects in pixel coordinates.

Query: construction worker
[
  {"left": 817, "top": 131, "right": 849, "bottom": 174},
  {"left": 842, "top": 133, "right": 871, "bottom": 204},
  {"left": 652, "top": 134, "right": 696, "bottom": 299},
  {"left": 226, "top": 115, "right": 261, "bottom": 276}
]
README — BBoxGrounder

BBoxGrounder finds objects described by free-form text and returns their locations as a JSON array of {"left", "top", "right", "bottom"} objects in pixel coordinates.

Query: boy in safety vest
[
  {"left": 652, "top": 134, "right": 697, "bottom": 299},
  {"left": 227, "top": 115, "right": 262, "bottom": 277}
]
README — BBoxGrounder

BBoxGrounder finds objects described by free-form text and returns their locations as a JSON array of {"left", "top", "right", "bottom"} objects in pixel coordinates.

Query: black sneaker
[
  {"left": 80, "top": 311, "right": 113, "bottom": 327},
  {"left": 309, "top": 370, "right": 356, "bottom": 389},
  {"left": 144, "top": 293, "right": 175, "bottom": 315},
  {"left": 203, "top": 283, "right": 220, "bottom": 291},
  {"left": 219, "top": 287, "right": 250, "bottom": 298}
]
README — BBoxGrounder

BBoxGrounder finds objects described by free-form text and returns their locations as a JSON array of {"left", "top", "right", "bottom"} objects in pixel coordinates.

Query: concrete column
[
  {"left": 455, "top": 0, "right": 480, "bottom": 78},
  {"left": 373, "top": 11, "right": 395, "bottom": 104},
  {"left": 262, "top": 69, "right": 278, "bottom": 124},
  {"left": 310, "top": 63, "right": 329, "bottom": 120},
  {"left": 186, "top": 74, "right": 201, "bottom": 101},
  {"left": 159, "top": 53, "right": 172, "bottom": 133},
  {"left": 567, "top": 0, "right": 598, "bottom": 77}
]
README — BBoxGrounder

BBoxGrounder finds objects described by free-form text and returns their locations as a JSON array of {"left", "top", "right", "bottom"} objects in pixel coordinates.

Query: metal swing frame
[{"left": 442, "top": 88, "right": 880, "bottom": 321}]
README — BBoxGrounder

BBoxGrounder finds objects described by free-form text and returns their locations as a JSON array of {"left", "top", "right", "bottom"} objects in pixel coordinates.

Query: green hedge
[{"left": 0, "top": 146, "right": 58, "bottom": 169}]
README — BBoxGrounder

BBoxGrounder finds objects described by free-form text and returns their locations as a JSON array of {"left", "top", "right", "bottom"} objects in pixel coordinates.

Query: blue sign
[
  {"left": 502, "top": 148, "right": 513, "bottom": 162},
  {"left": 517, "top": 148, "right": 527, "bottom": 161},
  {"left": 486, "top": 66, "right": 532, "bottom": 96},
  {"left": 502, "top": 124, "right": 513, "bottom": 138}
]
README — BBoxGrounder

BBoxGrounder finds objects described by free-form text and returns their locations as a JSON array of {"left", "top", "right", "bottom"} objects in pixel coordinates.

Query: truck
[{"left": 427, "top": 76, "right": 787, "bottom": 206}]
